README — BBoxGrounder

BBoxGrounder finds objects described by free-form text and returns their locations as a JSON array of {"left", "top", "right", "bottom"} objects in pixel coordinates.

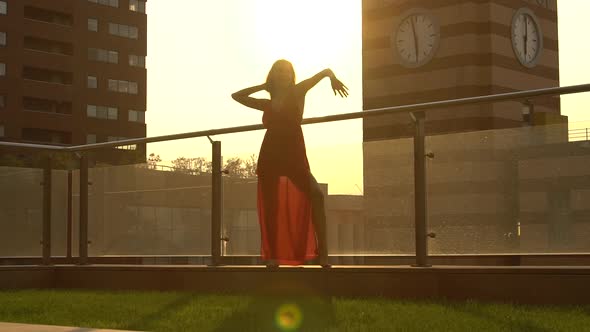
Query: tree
[
  {"left": 223, "top": 157, "right": 244, "bottom": 178},
  {"left": 147, "top": 153, "right": 161, "bottom": 169},
  {"left": 243, "top": 154, "right": 258, "bottom": 178},
  {"left": 149, "top": 152, "right": 257, "bottom": 179},
  {"left": 222, "top": 155, "right": 257, "bottom": 179},
  {"left": 171, "top": 156, "right": 212, "bottom": 175}
]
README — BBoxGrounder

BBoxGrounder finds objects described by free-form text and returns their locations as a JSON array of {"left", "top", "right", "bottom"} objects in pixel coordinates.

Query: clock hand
[
  {"left": 411, "top": 16, "right": 419, "bottom": 62},
  {"left": 524, "top": 16, "right": 529, "bottom": 61}
]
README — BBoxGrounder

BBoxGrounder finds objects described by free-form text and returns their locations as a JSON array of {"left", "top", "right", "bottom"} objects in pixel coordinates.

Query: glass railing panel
[
  {"left": 361, "top": 135, "right": 415, "bottom": 255},
  {"left": 426, "top": 121, "right": 590, "bottom": 254},
  {"left": 72, "top": 139, "right": 212, "bottom": 256},
  {"left": 217, "top": 119, "right": 415, "bottom": 257},
  {"left": 0, "top": 166, "right": 43, "bottom": 257},
  {"left": 215, "top": 130, "right": 265, "bottom": 257},
  {"left": 50, "top": 169, "right": 69, "bottom": 257}
]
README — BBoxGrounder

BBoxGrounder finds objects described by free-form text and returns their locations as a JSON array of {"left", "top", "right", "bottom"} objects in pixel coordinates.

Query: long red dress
[{"left": 256, "top": 93, "right": 318, "bottom": 265}]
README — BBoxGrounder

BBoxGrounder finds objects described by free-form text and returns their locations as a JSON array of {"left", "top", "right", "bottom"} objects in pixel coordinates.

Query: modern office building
[{"left": 0, "top": 0, "right": 147, "bottom": 165}]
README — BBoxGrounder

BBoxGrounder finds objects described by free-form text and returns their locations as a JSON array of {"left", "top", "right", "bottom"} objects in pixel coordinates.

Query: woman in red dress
[{"left": 232, "top": 59, "right": 348, "bottom": 267}]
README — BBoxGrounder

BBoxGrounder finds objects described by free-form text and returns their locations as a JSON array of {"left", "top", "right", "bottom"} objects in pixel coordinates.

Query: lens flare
[{"left": 275, "top": 303, "right": 303, "bottom": 331}]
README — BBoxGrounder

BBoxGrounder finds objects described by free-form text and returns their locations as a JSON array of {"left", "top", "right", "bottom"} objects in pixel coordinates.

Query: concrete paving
[{"left": 0, "top": 322, "right": 143, "bottom": 332}]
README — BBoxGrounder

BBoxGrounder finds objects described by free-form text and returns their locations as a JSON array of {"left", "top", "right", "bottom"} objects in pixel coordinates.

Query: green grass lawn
[{"left": 0, "top": 290, "right": 588, "bottom": 331}]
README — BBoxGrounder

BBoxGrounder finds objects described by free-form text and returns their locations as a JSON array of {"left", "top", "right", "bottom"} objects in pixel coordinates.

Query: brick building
[{"left": 0, "top": 0, "right": 147, "bottom": 165}]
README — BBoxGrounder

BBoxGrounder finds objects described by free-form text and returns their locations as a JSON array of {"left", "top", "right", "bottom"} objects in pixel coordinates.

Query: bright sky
[{"left": 145, "top": 1, "right": 589, "bottom": 195}]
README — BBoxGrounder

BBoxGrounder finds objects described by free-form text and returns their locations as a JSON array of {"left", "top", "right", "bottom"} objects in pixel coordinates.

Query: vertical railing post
[
  {"left": 211, "top": 140, "right": 222, "bottom": 266},
  {"left": 410, "top": 111, "right": 430, "bottom": 267},
  {"left": 79, "top": 154, "right": 89, "bottom": 265},
  {"left": 66, "top": 170, "right": 72, "bottom": 259},
  {"left": 42, "top": 156, "right": 52, "bottom": 265}
]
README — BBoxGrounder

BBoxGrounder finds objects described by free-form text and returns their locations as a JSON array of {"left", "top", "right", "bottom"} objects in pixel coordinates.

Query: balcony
[
  {"left": 23, "top": 96, "right": 72, "bottom": 115},
  {"left": 23, "top": 66, "right": 73, "bottom": 86},
  {"left": 23, "top": 6, "right": 73, "bottom": 28},
  {"left": 24, "top": 36, "right": 73, "bottom": 57},
  {"left": 21, "top": 128, "right": 71, "bottom": 145}
]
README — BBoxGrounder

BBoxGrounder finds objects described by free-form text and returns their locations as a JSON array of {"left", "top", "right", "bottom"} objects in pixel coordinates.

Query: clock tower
[
  {"left": 362, "top": 0, "right": 562, "bottom": 140},
  {"left": 361, "top": 0, "right": 565, "bottom": 254}
]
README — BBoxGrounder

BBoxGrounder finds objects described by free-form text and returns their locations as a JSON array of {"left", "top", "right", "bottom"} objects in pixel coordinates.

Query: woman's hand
[{"left": 330, "top": 77, "right": 349, "bottom": 98}]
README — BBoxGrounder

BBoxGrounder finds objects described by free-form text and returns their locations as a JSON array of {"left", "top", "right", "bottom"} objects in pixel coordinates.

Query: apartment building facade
[{"left": 0, "top": 0, "right": 147, "bottom": 164}]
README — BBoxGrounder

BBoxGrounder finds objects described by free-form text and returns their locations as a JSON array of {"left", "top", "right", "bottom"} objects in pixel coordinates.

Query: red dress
[{"left": 256, "top": 93, "right": 318, "bottom": 265}]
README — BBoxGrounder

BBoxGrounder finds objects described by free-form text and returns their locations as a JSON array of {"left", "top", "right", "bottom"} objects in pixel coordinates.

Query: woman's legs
[
  {"left": 282, "top": 172, "right": 329, "bottom": 266},
  {"left": 308, "top": 174, "right": 329, "bottom": 266},
  {"left": 258, "top": 176, "right": 280, "bottom": 267}
]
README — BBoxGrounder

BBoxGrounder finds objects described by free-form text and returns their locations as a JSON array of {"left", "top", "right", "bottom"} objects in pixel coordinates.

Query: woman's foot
[
  {"left": 265, "top": 259, "right": 279, "bottom": 269},
  {"left": 319, "top": 256, "right": 331, "bottom": 268},
  {"left": 309, "top": 256, "right": 331, "bottom": 268}
]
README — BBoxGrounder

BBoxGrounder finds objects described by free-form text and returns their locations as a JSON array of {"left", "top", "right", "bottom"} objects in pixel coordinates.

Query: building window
[
  {"left": 129, "top": 0, "right": 146, "bottom": 13},
  {"left": 119, "top": 24, "right": 129, "bottom": 37},
  {"left": 0, "top": 63, "right": 5, "bottom": 76},
  {"left": 118, "top": 80, "right": 129, "bottom": 93},
  {"left": 128, "top": 110, "right": 145, "bottom": 123},
  {"left": 108, "top": 51, "right": 118, "bottom": 64},
  {"left": 88, "top": 48, "right": 118, "bottom": 64},
  {"left": 86, "top": 104, "right": 97, "bottom": 117},
  {"left": 87, "top": 134, "right": 97, "bottom": 144},
  {"left": 0, "top": 1, "right": 6, "bottom": 15},
  {"left": 108, "top": 22, "right": 118, "bottom": 35},
  {"left": 108, "top": 107, "right": 118, "bottom": 120},
  {"left": 129, "top": 26, "right": 138, "bottom": 39},
  {"left": 88, "top": 18, "right": 98, "bottom": 32},
  {"left": 108, "top": 79, "right": 117, "bottom": 91},
  {"left": 87, "top": 76, "right": 97, "bottom": 89},
  {"left": 89, "top": 0, "right": 118, "bottom": 8},
  {"left": 97, "top": 105, "right": 107, "bottom": 118},
  {"left": 128, "top": 110, "right": 138, "bottom": 122},
  {"left": 129, "top": 55, "right": 146, "bottom": 68},
  {"left": 109, "top": 23, "right": 139, "bottom": 39},
  {"left": 129, "top": 82, "right": 138, "bottom": 94},
  {"left": 87, "top": 104, "right": 118, "bottom": 120},
  {"left": 108, "top": 79, "right": 138, "bottom": 95},
  {"left": 0, "top": 32, "right": 5, "bottom": 46},
  {"left": 0, "top": 124, "right": 4, "bottom": 137}
]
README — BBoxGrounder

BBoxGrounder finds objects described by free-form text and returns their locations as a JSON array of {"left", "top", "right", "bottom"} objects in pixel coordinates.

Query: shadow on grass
[
  {"left": 213, "top": 295, "right": 335, "bottom": 332},
  {"left": 451, "top": 301, "right": 552, "bottom": 332},
  {"left": 121, "top": 293, "right": 195, "bottom": 331}
]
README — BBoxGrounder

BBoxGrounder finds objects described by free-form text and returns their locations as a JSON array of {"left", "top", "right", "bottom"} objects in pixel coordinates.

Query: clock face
[
  {"left": 393, "top": 12, "right": 440, "bottom": 68},
  {"left": 511, "top": 8, "right": 543, "bottom": 68}
]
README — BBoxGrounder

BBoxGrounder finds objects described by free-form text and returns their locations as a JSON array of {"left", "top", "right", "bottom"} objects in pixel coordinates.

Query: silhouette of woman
[{"left": 232, "top": 59, "right": 348, "bottom": 267}]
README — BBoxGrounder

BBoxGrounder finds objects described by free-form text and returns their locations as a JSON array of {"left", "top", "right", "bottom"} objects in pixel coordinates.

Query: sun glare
[{"left": 252, "top": 0, "right": 360, "bottom": 77}]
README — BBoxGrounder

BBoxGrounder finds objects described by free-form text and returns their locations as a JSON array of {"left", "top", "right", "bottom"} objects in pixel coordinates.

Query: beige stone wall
[{"left": 363, "top": 124, "right": 590, "bottom": 254}]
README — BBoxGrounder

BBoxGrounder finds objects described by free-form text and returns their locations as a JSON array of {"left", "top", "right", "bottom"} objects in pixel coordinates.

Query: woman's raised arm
[
  {"left": 231, "top": 84, "right": 269, "bottom": 111},
  {"left": 296, "top": 69, "right": 349, "bottom": 97}
]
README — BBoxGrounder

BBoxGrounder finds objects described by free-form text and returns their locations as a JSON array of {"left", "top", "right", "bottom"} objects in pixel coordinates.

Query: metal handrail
[
  {"left": 3, "top": 83, "right": 590, "bottom": 267},
  {"left": 1, "top": 83, "right": 590, "bottom": 152},
  {"left": 569, "top": 128, "right": 590, "bottom": 141}
]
